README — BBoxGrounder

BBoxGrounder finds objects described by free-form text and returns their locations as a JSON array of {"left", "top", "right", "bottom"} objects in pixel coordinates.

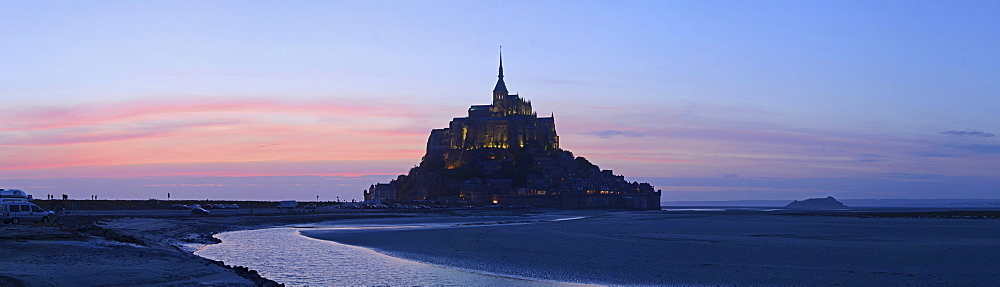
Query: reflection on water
[
  {"left": 662, "top": 207, "right": 787, "bottom": 212},
  {"left": 195, "top": 220, "right": 589, "bottom": 286},
  {"left": 662, "top": 208, "right": 727, "bottom": 212}
]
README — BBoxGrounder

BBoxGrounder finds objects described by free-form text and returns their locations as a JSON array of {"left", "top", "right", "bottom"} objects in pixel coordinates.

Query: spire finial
[
  {"left": 498, "top": 46, "right": 504, "bottom": 78},
  {"left": 493, "top": 46, "right": 508, "bottom": 95}
]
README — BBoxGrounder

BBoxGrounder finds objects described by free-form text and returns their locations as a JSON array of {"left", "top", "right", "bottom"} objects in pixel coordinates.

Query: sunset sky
[{"left": 3, "top": 1, "right": 999, "bottom": 201}]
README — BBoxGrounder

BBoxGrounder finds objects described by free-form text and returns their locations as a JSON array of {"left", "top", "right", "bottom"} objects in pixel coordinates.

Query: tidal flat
[
  {"left": 4, "top": 209, "right": 1000, "bottom": 286},
  {"left": 302, "top": 210, "right": 1000, "bottom": 286}
]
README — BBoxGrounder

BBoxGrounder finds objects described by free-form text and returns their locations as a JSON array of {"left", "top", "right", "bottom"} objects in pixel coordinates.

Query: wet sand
[
  {"left": 0, "top": 212, "right": 410, "bottom": 286},
  {"left": 304, "top": 210, "right": 1000, "bottom": 286},
  {"left": 0, "top": 224, "right": 261, "bottom": 286}
]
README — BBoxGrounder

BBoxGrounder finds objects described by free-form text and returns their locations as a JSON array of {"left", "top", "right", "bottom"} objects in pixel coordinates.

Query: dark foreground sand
[
  {"left": 0, "top": 212, "right": 408, "bottom": 286},
  {"left": 304, "top": 210, "right": 1000, "bottom": 286}
]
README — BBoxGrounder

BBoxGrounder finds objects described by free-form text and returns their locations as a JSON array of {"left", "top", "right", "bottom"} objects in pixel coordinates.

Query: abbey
[
  {"left": 427, "top": 52, "right": 559, "bottom": 152},
  {"left": 365, "top": 51, "right": 660, "bottom": 210}
]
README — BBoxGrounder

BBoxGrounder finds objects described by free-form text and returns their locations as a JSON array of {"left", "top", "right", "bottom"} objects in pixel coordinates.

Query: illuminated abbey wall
[{"left": 426, "top": 53, "right": 558, "bottom": 152}]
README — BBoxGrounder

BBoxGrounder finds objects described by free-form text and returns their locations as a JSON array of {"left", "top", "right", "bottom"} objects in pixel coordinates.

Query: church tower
[
  {"left": 430, "top": 50, "right": 558, "bottom": 151},
  {"left": 492, "top": 47, "right": 509, "bottom": 102}
]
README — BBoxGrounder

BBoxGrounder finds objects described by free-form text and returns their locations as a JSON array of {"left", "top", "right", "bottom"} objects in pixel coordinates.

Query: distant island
[
  {"left": 785, "top": 196, "right": 848, "bottom": 209},
  {"left": 363, "top": 51, "right": 660, "bottom": 210}
]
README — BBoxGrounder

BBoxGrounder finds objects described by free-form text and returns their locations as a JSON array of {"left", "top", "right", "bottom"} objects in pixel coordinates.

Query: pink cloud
[
  {"left": 550, "top": 101, "right": 1000, "bottom": 180},
  {"left": 4, "top": 95, "right": 997, "bottom": 188},
  {"left": 0, "top": 96, "right": 444, "bottom": 176},
  {"left": 0, "top": 159, "right": 411, "bottom": 180},
  {"left": 0, "top": 97, "right": 439, "bottom": 132},
  {"left": 0, "top": 119, "right": 238, "bottom": 146}
]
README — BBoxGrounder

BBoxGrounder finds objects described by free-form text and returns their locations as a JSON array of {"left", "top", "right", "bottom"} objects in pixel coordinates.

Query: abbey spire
[{"left": 493, "top": 47, "right": 509, "bottom": 97}]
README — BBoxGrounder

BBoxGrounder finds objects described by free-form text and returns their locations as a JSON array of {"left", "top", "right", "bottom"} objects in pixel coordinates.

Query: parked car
[
  {"left": 168, "top": 204, "right": 188, "bottom": 210},
  {"left": 303, "top": 203, "right": 317, "bottom": 211},
  {"left": 2, "top": 202, "right": 55, "bottom": 224},
  {"left": 190, "top": 206, "right": 210, "bottom": 215}
]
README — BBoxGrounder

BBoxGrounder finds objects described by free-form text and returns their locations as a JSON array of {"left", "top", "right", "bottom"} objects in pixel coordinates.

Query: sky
[{"left": 2, "top": 0, "right": 999, "bottom": 201}]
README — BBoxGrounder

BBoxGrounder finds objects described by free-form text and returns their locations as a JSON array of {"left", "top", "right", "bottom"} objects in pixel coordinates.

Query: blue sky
[{"left": 2, "top": 1, "right": 999, "bottom": 201}]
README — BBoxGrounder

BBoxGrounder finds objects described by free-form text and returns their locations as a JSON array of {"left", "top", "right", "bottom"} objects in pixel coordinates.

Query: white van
[
  {"left": 0, "top": 189, "right": 31, "bottom": 202},
  {"left": 0, "top": 198, "right": 28, "bottom": 204},
  {"left": 2, "top": 202, "right": 54, "bottom": 224}
]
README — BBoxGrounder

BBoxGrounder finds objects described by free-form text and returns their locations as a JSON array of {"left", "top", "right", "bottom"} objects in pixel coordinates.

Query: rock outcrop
[
  {"left": 383, "top": 146, "right": 660, "bottom": 209},
  {"left": 785, "top": 196, "right": 847, "bottom": 209}
]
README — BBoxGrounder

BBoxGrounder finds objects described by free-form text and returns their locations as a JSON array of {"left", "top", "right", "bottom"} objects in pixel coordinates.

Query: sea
[{"left": 194, "top": 216, "right": 592, "bottom": 286}]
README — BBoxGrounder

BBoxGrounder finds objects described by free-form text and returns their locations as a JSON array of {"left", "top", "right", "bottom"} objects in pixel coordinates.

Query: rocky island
[
  {"left": 785, "top": 196, "right": 848, "bottom": 209},
  {"left": 365, "top": 52, "right": 660, "bottom": 209}
]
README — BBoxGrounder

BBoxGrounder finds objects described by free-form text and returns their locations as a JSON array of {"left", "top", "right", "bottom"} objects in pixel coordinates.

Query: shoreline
[{"left": 0, "top": 210, "right": 420, "bottom": 286}]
